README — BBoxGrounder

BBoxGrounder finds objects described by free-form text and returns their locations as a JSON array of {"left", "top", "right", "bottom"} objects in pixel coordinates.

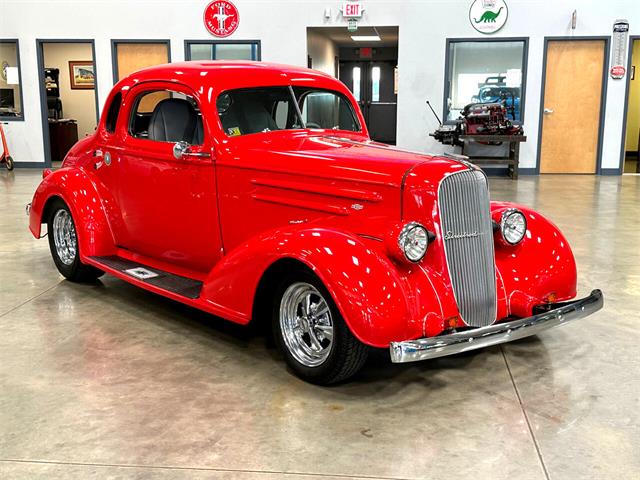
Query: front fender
[
  {"left": 29, "top": 167, "right": 116, "bottom": 258},
  {"left": 200, "top": 227, "right": 428, "bottom": 347},
  {"left": 492, "top": 202, "right": 577, "bottom": 317}
]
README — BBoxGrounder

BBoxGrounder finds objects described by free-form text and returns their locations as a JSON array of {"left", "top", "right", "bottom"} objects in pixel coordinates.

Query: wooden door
[
  {"left": 540, "top": 40, "right": 605, "bottom": 173},
  {"left": 115, "top": 43, "right": 170, "bottom": 110}
]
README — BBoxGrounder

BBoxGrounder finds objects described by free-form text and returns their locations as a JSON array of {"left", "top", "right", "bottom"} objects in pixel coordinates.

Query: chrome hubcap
[
  {"left": 280, "top": 282, "right": 334, "bottom": 367},
  {"left": 52, "top": 209, "right": 77, "bottom": 265}
]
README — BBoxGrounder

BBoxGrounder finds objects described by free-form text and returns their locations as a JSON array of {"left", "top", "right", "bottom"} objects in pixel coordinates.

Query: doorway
[
  {"left": 538, "top": 38, "right": 608, "bottom": 174},
  {"left": 621, "top": 37, "right": 640, "bottom": 174},
  {"left": 36, "top": 40, "right": 99, "bottom": 168},
  {"left": 307, "top": 26, "right": 398, "bottom": 144},
  {"left": 111, "top": 40, "right": 171, "bottom": 83}
]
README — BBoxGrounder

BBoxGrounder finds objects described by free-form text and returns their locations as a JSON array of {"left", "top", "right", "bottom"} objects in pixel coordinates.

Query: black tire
[
  {"left": 272, "top": 270, "right": 368, "bottom": 385},
  {"left": 5, "top": 156, "right": 13, "bottom": 171},
  {"left": 46, "top": 199, "right": 104, "bottom": 282}
]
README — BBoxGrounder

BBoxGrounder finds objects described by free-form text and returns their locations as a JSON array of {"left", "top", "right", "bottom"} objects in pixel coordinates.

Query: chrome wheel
[
  {"left": 279, "top": 282, "right": 334, "bottom": 367},
  {"left": 52, "top": 209, "right": 77, "bottom": 265}
]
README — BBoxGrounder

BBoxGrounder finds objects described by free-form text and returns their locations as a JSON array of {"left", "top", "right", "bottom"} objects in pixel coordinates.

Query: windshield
[{"left": 216, "top": 86, "right": 360, "bottom": 136}]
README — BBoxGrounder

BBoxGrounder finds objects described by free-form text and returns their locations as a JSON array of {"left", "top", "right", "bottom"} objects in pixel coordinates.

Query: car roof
[{"left": 115, "top": 61, "right": 344, "bottom": 96}]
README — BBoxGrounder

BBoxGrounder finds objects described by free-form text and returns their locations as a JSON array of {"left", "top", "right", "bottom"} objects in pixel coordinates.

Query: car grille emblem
[{"left": 444, "top": 230, "right": 480, "bottom": 240}]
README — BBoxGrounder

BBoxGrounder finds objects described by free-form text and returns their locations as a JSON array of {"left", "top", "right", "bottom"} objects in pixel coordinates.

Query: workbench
[{"left": 459, "top": 134, "right": 527, "bottom": 179}]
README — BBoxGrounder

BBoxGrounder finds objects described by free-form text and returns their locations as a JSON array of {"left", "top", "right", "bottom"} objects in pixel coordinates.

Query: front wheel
[
  {"left": 5, "top": 156, "right": 13, "bottom": 171},
  {"left": 272, "top": 271, "right": 368, "bottom": 384},
  {"left": 47, "top": 199, "right": 104, "bottom": 282}
]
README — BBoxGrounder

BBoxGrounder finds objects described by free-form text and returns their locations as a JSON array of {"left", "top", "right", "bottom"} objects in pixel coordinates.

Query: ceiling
[{"left": 308, "top": 26, "right": 399, "bottom": 47}]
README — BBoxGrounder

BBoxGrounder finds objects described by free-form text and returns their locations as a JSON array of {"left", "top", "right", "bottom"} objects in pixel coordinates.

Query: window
[
  {"left": 352, "top": 67, "right": 361, "bottom": 102},
  {"left": 129, "top": 89, "right": 203, "bottom": 145},
  {"left": 296, "top": 88, "right": 359, "bottom": 132},
  {"left": 0, "top": 40, "right": 23, "bottom": 120},
  {"left": 371, "top": 66, "right": 380, "bottom": 102},
  {"left": 105, "top": 92, "right": 122, "bottom": 133},
  {"left": 216, "top": 87, "right": 359, "bottom": 137},
  {"left": 444, "top": 39, "right": 527, "bottom": 122},
  {"left": 186, "top": 41, "right": 260, "bottom": 61}
]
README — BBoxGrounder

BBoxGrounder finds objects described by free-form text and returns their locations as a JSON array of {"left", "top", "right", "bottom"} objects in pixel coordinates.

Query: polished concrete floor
[{"left": 0, "top": 170, "right": 638, "bottom": 480}]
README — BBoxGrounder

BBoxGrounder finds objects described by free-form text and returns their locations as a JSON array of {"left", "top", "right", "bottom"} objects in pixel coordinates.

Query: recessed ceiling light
[{"left": 351, "top": 35, "right": 381, "bottom": 42}]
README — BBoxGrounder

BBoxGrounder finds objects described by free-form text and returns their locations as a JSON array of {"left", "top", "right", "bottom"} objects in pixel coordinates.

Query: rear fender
[
  {"left": 200, "top": 227, "right": 427, "bottom": 347},
  {"left": 29, "top": 168, "right": 116, "bottom": 258},
  {"left": 492, "top": 202, "right": 577, "bottom": 317}
]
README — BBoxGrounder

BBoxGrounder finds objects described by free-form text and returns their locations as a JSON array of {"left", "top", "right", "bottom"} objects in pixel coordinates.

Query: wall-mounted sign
[
  {"left": 342, "top": 2, "right": 364, "bottom": 18},
  {"left": 469, "top": 0, "right": 508, "bottom": 35},
  {"left": 610, "top": 19, "right": 629, "bottom": 79},
  {"left": 359, "top": 47, "right": 372, "bottom": 59},
  {"left": 204, "top": 0, "right": 239, "bottom": 38},
  {"left": 347, "top": 19, "right": 358, "bottom": 32}
]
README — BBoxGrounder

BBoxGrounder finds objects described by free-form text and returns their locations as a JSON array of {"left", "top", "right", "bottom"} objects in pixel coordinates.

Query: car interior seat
[{"left": 148, "top": 98, "right": 203, "bottom": 145}]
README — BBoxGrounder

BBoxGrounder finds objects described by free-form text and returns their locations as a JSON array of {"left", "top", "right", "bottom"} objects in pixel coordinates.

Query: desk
[{"left": 48, "top": 119, "right": 78, "bottom": 163}]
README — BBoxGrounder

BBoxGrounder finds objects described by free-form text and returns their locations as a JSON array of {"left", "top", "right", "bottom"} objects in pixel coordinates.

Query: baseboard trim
[
  {"left": 13, "top": 162, "right": 46, "bottom": 168},
  {"left": 518, "top": 168, "right": 537, "bottom": 175},
  {"left": 600, "top": 168, "right": 622, "bottom": 176}
]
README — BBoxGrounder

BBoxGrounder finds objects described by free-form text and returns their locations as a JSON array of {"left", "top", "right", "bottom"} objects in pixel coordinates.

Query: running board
[{"left": 90, "top": 255, "right": 203, "bottom": 299}]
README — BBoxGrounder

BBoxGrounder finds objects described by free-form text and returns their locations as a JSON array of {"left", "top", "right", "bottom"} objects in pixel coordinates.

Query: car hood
[
  {"left": 229, "top": 132, "right": 464, "bottom": 188},
  {"left": 219, "top": 132, "right": 471, "bottom": 241}
]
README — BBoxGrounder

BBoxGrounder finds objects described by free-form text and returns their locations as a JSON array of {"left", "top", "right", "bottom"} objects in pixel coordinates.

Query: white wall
[
  {"left": 1, "top": 0, "right": 638, "bottom": 172},
  {"left": 307, "top": 29, "right": 338, "bottom": 76}
]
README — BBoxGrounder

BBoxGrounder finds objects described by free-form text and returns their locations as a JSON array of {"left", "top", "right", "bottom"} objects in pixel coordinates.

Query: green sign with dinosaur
[{"left": 469, "top": 0, "right": 508, "bottom": 34}]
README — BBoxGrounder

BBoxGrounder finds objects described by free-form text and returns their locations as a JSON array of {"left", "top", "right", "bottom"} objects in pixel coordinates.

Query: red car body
[{"left": 28, "top": 62, "right": 602, "bottom": 381}]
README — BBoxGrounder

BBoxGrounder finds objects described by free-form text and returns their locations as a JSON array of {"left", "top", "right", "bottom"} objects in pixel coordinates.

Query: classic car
[{"left": 28, "top": 61, "right": 603, "bottom": 384}]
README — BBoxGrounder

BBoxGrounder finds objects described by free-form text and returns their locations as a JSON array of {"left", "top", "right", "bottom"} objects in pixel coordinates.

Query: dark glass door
[{"left": 340, "top": 60, "right": 397, "bottom": 144}]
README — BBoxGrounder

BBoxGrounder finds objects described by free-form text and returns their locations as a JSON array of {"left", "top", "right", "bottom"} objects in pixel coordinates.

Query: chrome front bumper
[{"left": 390, "top": 289, "right": 603, "bottom": 363}]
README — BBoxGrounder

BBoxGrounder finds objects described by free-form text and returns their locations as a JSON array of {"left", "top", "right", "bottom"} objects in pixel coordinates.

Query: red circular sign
[{"left": 204, "top": 1, "right": 239, "bottom": 38}]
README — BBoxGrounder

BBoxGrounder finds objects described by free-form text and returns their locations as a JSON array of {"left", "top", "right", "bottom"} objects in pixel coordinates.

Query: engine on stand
[{"left": 428, "top": 101, "right": 523, "bottom": 146}]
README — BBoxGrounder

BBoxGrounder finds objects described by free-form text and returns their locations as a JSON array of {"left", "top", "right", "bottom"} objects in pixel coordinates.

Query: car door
[
  {"left": 92, "top": 90, "right": 129, "bottom": 245},
  {"left": 114, "top": 81, "right": 222, "bottom": 273}
]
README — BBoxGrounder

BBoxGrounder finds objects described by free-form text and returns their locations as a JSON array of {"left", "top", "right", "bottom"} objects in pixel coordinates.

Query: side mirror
[{"left": 173, "top": 141, "right": 212, "bottom": 160}]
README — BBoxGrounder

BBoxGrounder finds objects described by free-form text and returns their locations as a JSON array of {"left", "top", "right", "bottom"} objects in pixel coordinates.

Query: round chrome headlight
[
  {"left": 501, "top": 209, "right": 527, "bottom": 245},
  {"left": 398, "top": 222, "right": 429, "bottom": 262}
]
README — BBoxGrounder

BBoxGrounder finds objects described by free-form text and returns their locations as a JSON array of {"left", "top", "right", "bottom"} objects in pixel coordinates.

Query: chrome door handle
[{"left": 543, "top": 108, "right": 554, "bottom": 114}]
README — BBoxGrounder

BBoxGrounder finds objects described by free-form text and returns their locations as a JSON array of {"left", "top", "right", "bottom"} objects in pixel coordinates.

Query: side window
[
  {"left": 298, "top": 90, "right": 359, "bottom": 132},
  {"left": 129, "top": 89, "right": 203, "bottom": 145},
  {"left": 105, "top": 92, "right": 122, "bottom": 133}
]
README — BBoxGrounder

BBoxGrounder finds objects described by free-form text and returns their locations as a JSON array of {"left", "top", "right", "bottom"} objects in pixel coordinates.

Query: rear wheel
[
  {"left": 5, "top": 156, "right": 13, "bottom": 171},
  {"left": 272, "top": 271, "right": 368, "bottom": 384},
  {"left": 47, "top": 199, "right": 104, "bottom": 282}
]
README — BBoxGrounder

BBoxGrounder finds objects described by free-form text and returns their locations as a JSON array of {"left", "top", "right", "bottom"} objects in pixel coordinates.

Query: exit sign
[{"left": 342, "top": 2, "right": 364, "bottom": 18}]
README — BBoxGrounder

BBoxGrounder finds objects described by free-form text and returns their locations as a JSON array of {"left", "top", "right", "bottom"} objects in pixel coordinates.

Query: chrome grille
[{"left": 439, "top": 169, "right": 496, "bottom": 327}]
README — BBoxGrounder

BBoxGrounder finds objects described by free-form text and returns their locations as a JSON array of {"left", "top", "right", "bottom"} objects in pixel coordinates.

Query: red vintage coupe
[{"left": 28, "top": 61, "right": 603, "bottom": 384}]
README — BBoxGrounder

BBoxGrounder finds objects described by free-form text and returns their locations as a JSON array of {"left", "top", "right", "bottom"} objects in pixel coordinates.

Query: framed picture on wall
[{"left": 68, "top": 61, "right": 95, "bottom": 89}]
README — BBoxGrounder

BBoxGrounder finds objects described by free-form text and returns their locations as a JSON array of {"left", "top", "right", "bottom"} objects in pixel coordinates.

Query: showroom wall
[
  {"left": 307, "top": 29, "right": 338, "bottom": 75},
  {"left": 1, "top": 0, "right": 639, "bottom": 173},
  {"left": 42, "top": 43, "right": 97, "bottom": 138}
]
